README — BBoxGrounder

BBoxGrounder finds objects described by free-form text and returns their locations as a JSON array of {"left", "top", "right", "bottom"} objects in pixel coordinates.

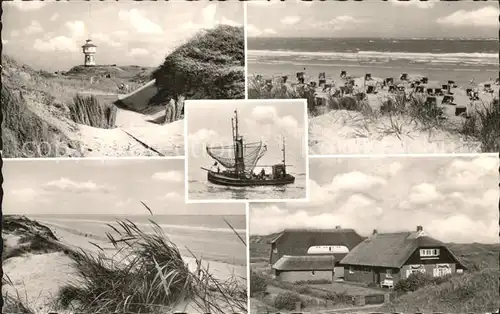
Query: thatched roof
[
  {"left": 339, "top": 231, "right": 466, "bottom": 269},
  {"left": 273, "top": 255, "right": 336, "bottom": 271},
  {"left": 151, "top": 25, "right": 244, "bottom": 104}
]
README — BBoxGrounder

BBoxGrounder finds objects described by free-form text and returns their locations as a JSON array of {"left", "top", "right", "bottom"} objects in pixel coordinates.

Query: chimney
[
  {"left": 335, "top": 225, "right": 341, "bottom": 230},
  {"left": 372, "top": 229, "right": 378, "bottom": 235},
  {"left": 417, "top": 225, "right": 423, "bottom": 232}
]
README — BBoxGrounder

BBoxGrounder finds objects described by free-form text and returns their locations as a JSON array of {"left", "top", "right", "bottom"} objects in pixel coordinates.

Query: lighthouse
[{"left": 81, "top": 39, "right": 97, "bottom": 66}]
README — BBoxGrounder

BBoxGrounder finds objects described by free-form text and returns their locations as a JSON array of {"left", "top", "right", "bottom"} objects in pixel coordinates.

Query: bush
[
  {"left": 324, "top": 291, "right": 352, "bottom": 304},
  {"left": 250, "top": 271, "right": 268, "bottom": 297},
  {"left": 460, "top": 99, "right": 500, "bottom": 152},
  {"left": 274, "top": 291, "right": 304, "bottom": 311},
  {"left": 394, "top": 272, "right": 452, "bottom": 293}
]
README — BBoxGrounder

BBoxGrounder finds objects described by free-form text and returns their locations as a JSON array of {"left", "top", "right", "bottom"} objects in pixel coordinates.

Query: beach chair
[
  {"left": 339, "top": 86, "right": 346, "bottom": 96},
  {"left": 388, "top": 85, "right": 396, "bottom": 93},
  {"left": 410, "top": 82, "right": 415, "bottom": 88},
  {"left": 296, "top": 72, "right": 305, "bottom": 84},
  {"left": 448, "top": 80, "right": 456, "bottom": 88},
  {"left": 340, "top": 70, "right": 347, "bottom": 78},
  {"left": 397, "top": 85, "right": 405, "bottom": 92},
  {"left": 472, "top": 91, "right": 479, "bottom": 100},
  {"left": 310, "top": 81, "right": 317, "bottom": 88},
  {"left": 366, "top": 85, "right": 375, "bottom": 94},
  {"left": 495, "top": 78, "right": 499, "bottom": 85},
  {"left": 400, "top": 73, "right": 408, "bottom": 81},
  {"left": 348, "top": 79, "right": 355, "bottom": 86},
  {"left": 282, "top": 75, "right": 288, "bottom": 83},
  {"left": 426, "top": 88, "right": 434, "bottom": 96},
  {"left": 415, "top": 86, "right": 424, "bottom": 93},
  {"left": 265, "top": 79, "right": 273, "bottom": 92},
  {"left": 365, "top": 73, "right": 372, "bottom": 81},
  {"left": 442, "top": 95, "right": 454, "bottom": 105},
  {"left": 421, "top": 77, "right": 428, "bottom": 84},
  {"left": 435, "top": 88, "right": 443, "bottom": 96},
  {"left": 484, "top": 83, "right": 492, "bottom": 92},
  {"left": 455, "top": 107, "right": 467, "bottom": 116},
  {"left": 466, "top": 88, "right": 473, "bottom": 98}
]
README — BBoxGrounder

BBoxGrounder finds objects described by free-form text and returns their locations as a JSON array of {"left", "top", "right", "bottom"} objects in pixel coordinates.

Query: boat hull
[{"left": 207, "top": 171, "right": 295, "bottom": 187}]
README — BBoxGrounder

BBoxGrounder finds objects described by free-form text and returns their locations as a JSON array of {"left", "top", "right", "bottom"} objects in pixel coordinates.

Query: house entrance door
[{"left": 374, "top": 271, "right": 381, "bottom": 284}]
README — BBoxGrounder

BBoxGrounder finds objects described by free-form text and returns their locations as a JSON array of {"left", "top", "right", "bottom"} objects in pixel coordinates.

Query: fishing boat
[{"left": 201, "top": 110, "right": 295, "bottom": 187}]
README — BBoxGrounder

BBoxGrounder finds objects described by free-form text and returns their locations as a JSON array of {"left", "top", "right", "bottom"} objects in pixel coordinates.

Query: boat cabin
[
  {"left": 319, "top": 72, "right": 326, "bottom": 85},
  {"left": 272, "top": 164, "right": 287, "bottom": 179},
  {"left": 400, "top": 73, "right": 408, "bottom": 81},
  {"left": 297, "top": 72, "right": 305, "bottom": 84},
  {"left": 442, "top": 95, "right": 454, "bottom": 105},
  {"left": 421, "top": 77, "right": 428, "bottom": 84},
  {"left": 415, "top": 86, "right": 425, "bottom": 93}
]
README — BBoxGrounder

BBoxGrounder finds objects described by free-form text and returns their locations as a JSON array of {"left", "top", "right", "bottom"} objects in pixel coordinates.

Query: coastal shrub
[
  {"left": 324, "top": 291, "right": 352, "bottom": 304},
  {"left": 394, "top": 272, "right": 453, "bottom": 293},
  {"left": 57, "top": 205, "right": 247, "bottom": 314},
  {"left": 67, "top": 94, "right": 117, "bottom": 129},
  {"left": 151, "top": 25, "right": 245, "bottom": 105},
  {"left": 295, "top": 279, "right": 332, "bottom": 285},
  {"left": 274, "top": 291, "right": 304, "bottom": 311},
  {"left": 250, "top": 271, "right": 268, "bottom": 297}
]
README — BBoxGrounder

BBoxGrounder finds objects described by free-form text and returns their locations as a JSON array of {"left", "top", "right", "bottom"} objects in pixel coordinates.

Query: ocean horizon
[{"left": 248, "top": 37, "right": 498, "bottom": 87}]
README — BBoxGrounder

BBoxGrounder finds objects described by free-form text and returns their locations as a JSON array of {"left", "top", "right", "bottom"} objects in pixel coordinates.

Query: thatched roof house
[
  {"left": 269, "top": 227, "right": 364, "bottom": 266},
  {"left": 339, "top": 226, "right": 467, "bottom": 288}
]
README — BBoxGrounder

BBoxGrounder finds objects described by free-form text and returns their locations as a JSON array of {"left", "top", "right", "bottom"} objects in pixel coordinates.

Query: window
[
  {"left": 273, "top": 247, "right": 277, "bottom": 254},
  {"left": 406, "top": 264, "right": 425, "bottom": 278},
  {"left": 386, "top": 269, "right": 393, "bottom": 278},
  {"left": 349, "top": 266, "right": 354, "bottom": 274},
  {"left": 311, "top": 270, "right": 315, "bottom": 275},
  {"left": 420, "top": 248, "right": 440, "bottom": 257},
  {"left": 433, "top": 264, "right": 451, "bottom": 277}
]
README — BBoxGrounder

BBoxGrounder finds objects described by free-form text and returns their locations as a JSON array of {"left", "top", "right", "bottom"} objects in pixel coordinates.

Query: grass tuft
[{"left": 68, "top": 94, "right": 117, "bottom": 129}]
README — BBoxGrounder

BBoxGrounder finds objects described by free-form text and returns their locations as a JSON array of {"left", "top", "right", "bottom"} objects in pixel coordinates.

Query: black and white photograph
[
  {"left": 185, "top": 99, "right": 308, "bottom": 202},
  {"left": 249, "top": 154, "right": 499, "bottom": 313},
  {"left": 2, "top": 1, "right": 244, "bottom": 157},
  {"left": 2, "top": 158, "right": 247, "bottom": 314},
  {"left": 247, "top": 1, "right": 499, "bottom": 154}
]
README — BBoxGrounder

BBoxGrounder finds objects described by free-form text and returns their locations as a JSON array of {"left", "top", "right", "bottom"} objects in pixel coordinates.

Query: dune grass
[
  {"left": 382, "top": 268, "right": 499, "bottom": 313},
  {"left": 151, "top": 25, "right": 245, "bottom": 105},
  {"left": 459, "top": 99, "right": 500, "bottom": 152},
  {"left": 67, "top": 94, "right": 117, "bottom": 129},
  {"left": 55, "top": 203, "right": 247, "bottom": 314}
]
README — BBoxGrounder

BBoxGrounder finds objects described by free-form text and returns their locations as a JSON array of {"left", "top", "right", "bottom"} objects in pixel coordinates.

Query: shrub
[
  {"left": 394, "top": 272, "right": 453, "bottom": 293},
  {"left": 324, "top": 291, "right": 352, "bottom": 304},
  {"left": 460, "top": 99, "right": 500, "bottom": 152},
  {"left": 274, "top": 291, "right": 304, "bottom": 311},
  {"left": 250, "top": 271, "right": 268, "bottom": 297}
]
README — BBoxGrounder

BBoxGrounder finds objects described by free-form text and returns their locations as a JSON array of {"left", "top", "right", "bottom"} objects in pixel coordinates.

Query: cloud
[
  {"left": 11, "top": 30, "right": 20, "bottom": 37},
  {"left": 92, "top": 33, "right": 122, "bottom": 47},
  {"left": 328, "top": 171, "right": 387, "bottom": 193},
  {"left": 160, "top": 192, "right": 183, "bottom": 201},
  {"left": 129, "top": 48, "right": 149, "bottom": 57},
  {"left": 389, "top": 0, "right": 437, "bottom": 9},
  {"left": 24, "top": 21, "right": 43, "bottom": 35},
  {"left": 34, "top": 36, "right": 79, "bottom": 52},
  {"left": 5, "top": 1, "right": 47, "bottom": 11},
  {"left": 152, "top": 171, "right": 184, "bottom": 183},
  {"left": 252, "top": 106, "right": 278, "bottom": 124},
  {"left": 436, "top": 6, "right": 500, "bottom": 27},
  {"left": 2, "top": 39, "right": 8, "bottom": 45},
  {"left": 66, "top": 21, "right": 85, "bottom": 38},
  {"left": 44, "top": 178, "right": 110, "bottom": 193},
  {"left": 202, "top": 4, "right": 217, "bottom": 24},
  {"left": 220, "top": 17, "right": 242, "bottom": 27},
  {"left": 116, "top": 198, "right": 132, "bottom": 207},
  {"left": 281, "top": 16, "right": 301, "bottom": 25},
  {"left": 118, "top": 9, "right": 163, "bottom": 34},
  {"left": 439, "top": 155, "right": 498, "bottom": 191},
  {"left": 409, "top": 183, "right": 443, "bottom": 205},
  {"left": 247, "top": 24, "right": 277, "bottom": 37},
  {"left": 9, "top": 188, "right": 39, "bottom": 201},
  {"left": 50, "top": 13, "right": 59, "bottom": 21}
]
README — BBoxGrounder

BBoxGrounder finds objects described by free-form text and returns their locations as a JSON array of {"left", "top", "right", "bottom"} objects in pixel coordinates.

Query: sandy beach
[{"left": 2, "top": 215, "right": 247, "bottom": 314}]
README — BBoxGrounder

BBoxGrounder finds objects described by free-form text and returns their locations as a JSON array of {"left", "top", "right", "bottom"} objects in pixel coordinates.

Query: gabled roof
[
  {"left": 339, "top": 231, "right": 466, "bottom": 269},
  {"left": 270, "top": 228, "right": 364, "bottom": 250},
  {"left": 273, "top": 255, "right": 336, "bottom": 271}
]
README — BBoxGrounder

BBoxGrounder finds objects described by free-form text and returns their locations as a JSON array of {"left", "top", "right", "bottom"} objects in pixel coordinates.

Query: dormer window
[
  {"left": 273, "top": 247, "right": 277, "bottom": 253},
  {"left": 420, "top": 248, "right": 439, "bottom": 257}
]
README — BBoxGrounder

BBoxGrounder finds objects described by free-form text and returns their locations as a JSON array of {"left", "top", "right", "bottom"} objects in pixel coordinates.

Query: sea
[
  {"left": 247, "top": 38, "right": 499, "bottom": 87},
  {"left": 188, "top": 172, "right": 307, "bottom": 200},
  {"left": 28, "top": 214, "right": 247, "bottom": 266}
]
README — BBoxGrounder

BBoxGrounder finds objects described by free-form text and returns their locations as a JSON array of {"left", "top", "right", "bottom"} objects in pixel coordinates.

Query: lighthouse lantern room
[{"left": 82, "top": 39, "right": 97, "bottom": 67}]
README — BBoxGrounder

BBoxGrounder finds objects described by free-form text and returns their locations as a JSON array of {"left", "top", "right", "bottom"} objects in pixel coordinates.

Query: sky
[
  {"left": 1, "top": 1, "right": 244, "bottom": 71},
  {"left": 186, "top": 100, "right": 308, "bottom": 180},
  {"left": 2, "top": 158, "right": 245, "bottom": 216},
  {"left": 247, "top": 0, "right": 499, "bottom": 38},
  {"left": 250, "top": 154, "right": 499, "bottom": 244}
]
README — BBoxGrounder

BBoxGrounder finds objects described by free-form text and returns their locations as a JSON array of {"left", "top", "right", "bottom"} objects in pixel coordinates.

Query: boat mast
[
  {"left": 282, "top": 136, "right": 286, "bottom": 165},
  {"left": 233, "top": 109, "right": 245, "bottom": 176}
]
